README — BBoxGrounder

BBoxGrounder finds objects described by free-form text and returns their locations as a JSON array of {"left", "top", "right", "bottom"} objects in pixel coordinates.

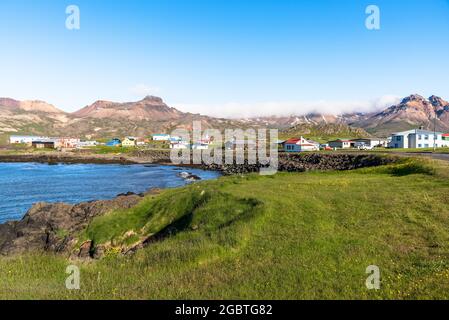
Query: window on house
[
  {"left": 418, "top": 144, "right": 422, "bottom": 148},
  {"left": 424, "top": 144, "right": 429, "bottom": 148},
  {"left": 418, "top": 135, "right": 422, "bottom": 140},
  {"left": 424, "top": 135, "right": 429, "bottom": 140},
  {"left": 396, "top": 136, "right": 402, "bottom": 141}
]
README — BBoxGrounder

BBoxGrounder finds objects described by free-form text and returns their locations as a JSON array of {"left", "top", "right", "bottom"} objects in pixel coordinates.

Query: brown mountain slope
[
  {"left": 2, "top": 94, "right": 449, "bottom": 141},
  {"left": 0, "top": 98, "right": 64, "bottom": 114},
  {"left": 0, "top": 96, "right": 248, "bottom": 139},
  {"left": 72, "top": 96, "right": 183, "bottom": 121},
  {"left": 352, "top": 94, "right": 449, "bottom": 136},
  {"left": 244, "top": 113, "right": 346, "bottom": 129},
  {"left": 0, "top": 98, "right": 69, "bottom": 136},
  {"left": 280, "top": 123, "right": 370, "bottom": 142}
]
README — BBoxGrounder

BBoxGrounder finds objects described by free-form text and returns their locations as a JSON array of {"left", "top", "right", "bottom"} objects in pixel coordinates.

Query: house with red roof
[{"left": 284, "top": 137, "right": 319, "bottom": 152}]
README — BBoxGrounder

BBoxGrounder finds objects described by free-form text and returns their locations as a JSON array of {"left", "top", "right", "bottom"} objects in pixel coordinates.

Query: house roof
[
  {"left": 329, "top": 139, "right": 353, "bottom": 143},
  {"left": 392, "top": 129, "right": 443, "bottom": 136},
  {"left": 352, "top": 138, "right": 385, "bottom": 141},
  {"left": 285, "top": 138, "right": 318, "bottom": 146},
  {"left": 285, "top": 138, "right": 301, "bottom": 144}
]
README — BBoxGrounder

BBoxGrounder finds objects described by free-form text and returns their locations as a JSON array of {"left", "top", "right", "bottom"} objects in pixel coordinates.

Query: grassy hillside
[
  {"left": 280, "top": 123, "right": 371, "bottom": 143},
  {"left": 1, "top": 158, "right": 449, "bottom": 299}
]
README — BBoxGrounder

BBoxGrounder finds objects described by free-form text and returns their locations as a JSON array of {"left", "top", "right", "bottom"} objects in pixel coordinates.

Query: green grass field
[
  {"left": 1, "top": 158, "right": 449, "bottom": 299},
  {"left": 375, "top": 147, "right": 449, "bottom": 154},
  {"left": 87, "top": 145, "right": 138, "bottom": 154}
]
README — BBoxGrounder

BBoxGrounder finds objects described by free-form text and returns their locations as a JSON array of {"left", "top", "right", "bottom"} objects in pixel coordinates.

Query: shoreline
[
  {"left": 0, "top": 152, "right": 397, "bottom": 257},
  {"left": 0, "top": 150, "right": 399, "bottom": 173},
  {"left": 0, "top": 151, "right": 168, "bottom": 165}
]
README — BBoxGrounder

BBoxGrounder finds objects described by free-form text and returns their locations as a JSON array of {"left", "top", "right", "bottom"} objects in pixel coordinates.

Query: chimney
[{"left": 419, "top": 125, "right": 424, "bottom": 130}]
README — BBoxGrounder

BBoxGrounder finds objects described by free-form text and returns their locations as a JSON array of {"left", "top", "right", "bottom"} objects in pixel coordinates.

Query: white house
[
  {"left": 389, "top": 129, "right": 449, "bottom": 149},
  {"left": 9, "top": 135, "right": 49, "bottom": 144},
  {"left": 57, "top": 138, "right": 81, "bottom": 148},
  {"left": 170, "top": 141, "right": 189, "bottom": 149},
  {"left": 191, "top": 143, "right": 209, "bottom": 150},
  {"left": 352, "top": 138, "right": 388, "bottom": 148},
  {"left": 169, "top": 136, "right": 182, "bottom": 142},
  {"left": 152, "top": 134, "right": 171, "bottom": 141},
  {"left": 328, "top": 139, "right": 353, "bottom": 149},
  {"left": 284, "top": 137, "right": 319, "bottom": 152},
  {"left": 77, "top": 140, "right": 98, "bottom": 148}
]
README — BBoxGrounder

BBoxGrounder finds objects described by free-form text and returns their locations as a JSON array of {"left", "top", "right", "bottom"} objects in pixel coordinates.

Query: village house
[
  {"left": 58, "top": 138, "right": 81, "bottom": 149},
  {"left": 284, "top": 137, "right": 319, "bottom": 152},
  {"left": 328, "top": 139, "right": 354, "bottom": 149},
  {"left": 106, "top": 138, "right": 122, "bottom": 147},
  {"left": 170, "top": 141, "right": 189, "bottom": 149},
  {"left": 152, "top": 134, "right": 171, "bottom": 141},
  {"left": 32, "top": 140, "right": 56, "bottom": 149},
  {"left": 169, "top": 136, "right": 182, "bottom": 142},
  {"left": 76, "top": 140, "right": 98, "bottom": 148},
  {"left": 121, "top": 137, "right": 137, "bottom": 147},
  {"left": 9, "top": 135, "right": 49, "bottom": 145},
  {"left": 191, "top": 143, "right": 209, "bottom": 150},
  {"left": 388, "top": 129, "right": 449, "bottom": 149},
  {"left": 351, "top": 138, "right": 388, "bottom": 149}
]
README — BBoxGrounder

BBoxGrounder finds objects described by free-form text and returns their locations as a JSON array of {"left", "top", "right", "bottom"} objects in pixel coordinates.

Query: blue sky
[{"left": 0, "top": 0, "right": 448, "bottom": 116}]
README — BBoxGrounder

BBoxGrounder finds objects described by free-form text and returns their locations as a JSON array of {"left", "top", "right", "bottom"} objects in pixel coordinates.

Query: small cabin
[
  {"left": 122, "top": 137, "right": 137, "bottom": 147},
  {"left": 328, "top": 139, "right": 354, "bottom": 149},
  {"left": 106, "top": 138, "right": 122, "bottom": 147},
  {"left": 32, "top": 141, "right": 56, "bottom": 149},
  {"left": 152, "top": 134, "right": 171, "bottom": 141}
]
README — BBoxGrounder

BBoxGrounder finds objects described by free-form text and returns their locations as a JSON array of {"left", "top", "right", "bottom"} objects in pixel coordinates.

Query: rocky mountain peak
[
  {"left": 400, "top": 94, "right": 426, "bottom": 104},
  {"left": 142, "top": 95, "right": 164, "bottom": 103},
  {"left": 0, "top": 98, "right": 21, "bottom": 110},
  {"left": 429, "top": 95, "right": 449, "bottom": 108}
]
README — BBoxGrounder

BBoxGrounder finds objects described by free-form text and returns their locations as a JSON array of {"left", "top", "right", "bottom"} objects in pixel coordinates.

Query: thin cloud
[{"left": 173, "top": 95, "right": 401, "bottom": 118}]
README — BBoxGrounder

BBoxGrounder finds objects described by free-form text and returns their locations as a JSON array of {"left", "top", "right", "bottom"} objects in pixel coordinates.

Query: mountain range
[
  {"left": 1, "top": 94, "right": 448, "bottom": 142},
  {"left": 0, "top": 96, "right": 245, "bottom": 140},
  {"left": 245, "top": 94, "right": 449, "bottom": 136}
]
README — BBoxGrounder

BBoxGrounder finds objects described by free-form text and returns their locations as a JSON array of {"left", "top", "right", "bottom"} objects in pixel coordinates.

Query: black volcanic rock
[{"left": 0, "top": 193, "right": 144, "bottom": 256}]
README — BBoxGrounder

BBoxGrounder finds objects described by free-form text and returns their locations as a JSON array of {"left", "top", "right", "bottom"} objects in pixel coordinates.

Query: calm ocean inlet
[{"left": 0, "top": 162, "right": 221, "bottom": 223}]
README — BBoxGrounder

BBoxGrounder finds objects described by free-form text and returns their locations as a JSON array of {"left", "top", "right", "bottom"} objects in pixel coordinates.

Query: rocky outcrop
[
  {"left": 0, "top": 192, "right": 147, "bottom": 256},
  {"left": 0, "top": 150, "right": 172, "bottom": 165},
  {"left": 177, "top": 171, "right": 201, "bottom": 181},
  {"left": 0, "top": 153, "right": 135, "bottom": 165},
  {"left": 202, "top": 153, "right": 395, "bottom": 175}
]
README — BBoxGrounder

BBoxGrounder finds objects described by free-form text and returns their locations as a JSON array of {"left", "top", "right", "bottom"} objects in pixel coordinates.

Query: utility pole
[{"left": 434, "top": 106, "right": 437, "bottom": 151}]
